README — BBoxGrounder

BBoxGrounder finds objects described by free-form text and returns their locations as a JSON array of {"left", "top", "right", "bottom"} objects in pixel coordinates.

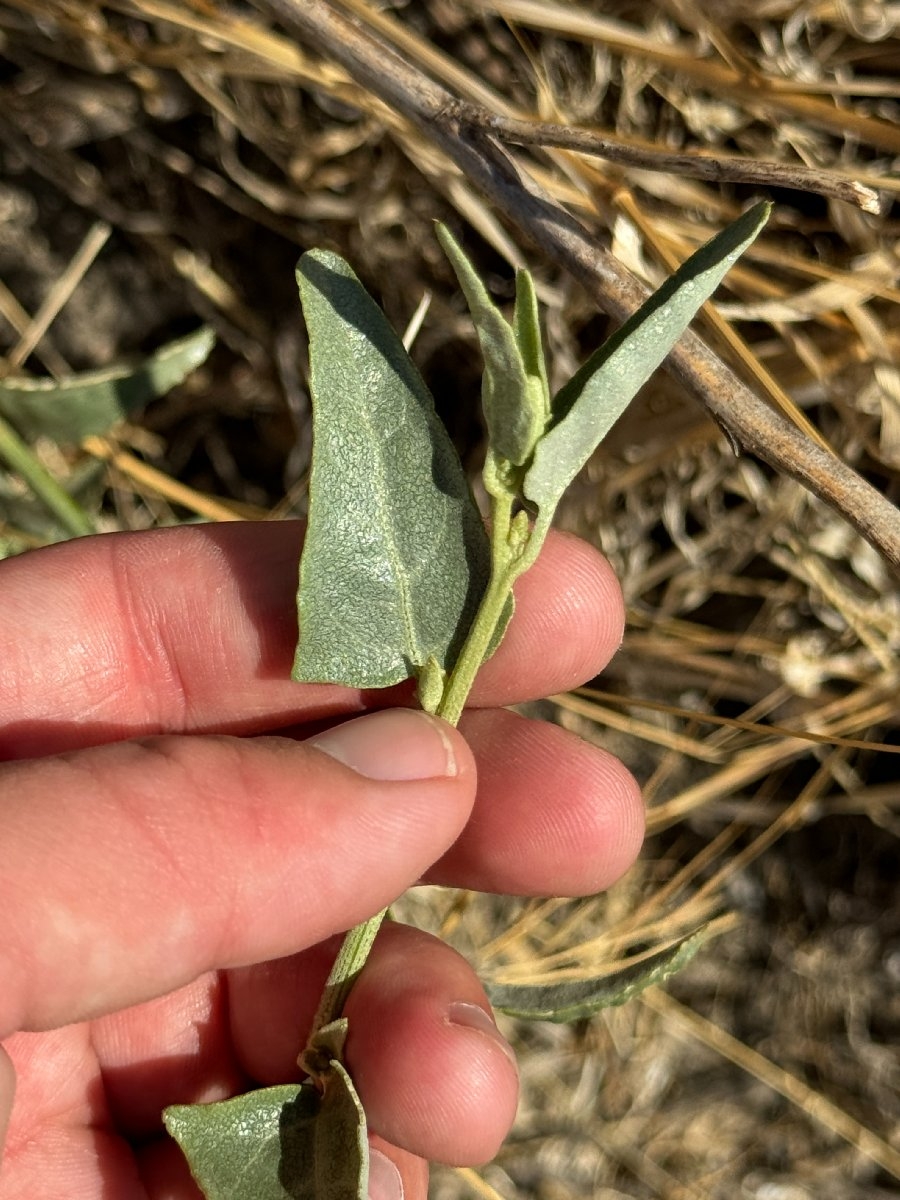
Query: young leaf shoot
[{"left": 436, "top": 222, "right": 546, "bottom": 467}]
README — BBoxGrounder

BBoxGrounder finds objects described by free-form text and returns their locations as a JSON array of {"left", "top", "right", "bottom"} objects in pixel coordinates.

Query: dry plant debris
[{"left": 0, "top": 0, "right": 899, "bottom": 1196}]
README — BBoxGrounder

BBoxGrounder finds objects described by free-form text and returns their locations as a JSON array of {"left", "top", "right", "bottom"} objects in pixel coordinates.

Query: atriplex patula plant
[{"left": 163, "top": 201, "right": 771, "bottom": 1200}]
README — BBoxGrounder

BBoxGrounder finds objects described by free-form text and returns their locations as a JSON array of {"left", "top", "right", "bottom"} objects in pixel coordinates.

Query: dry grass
[{"left": 1, "top": 1, "right": 899, "bottom": 1196}]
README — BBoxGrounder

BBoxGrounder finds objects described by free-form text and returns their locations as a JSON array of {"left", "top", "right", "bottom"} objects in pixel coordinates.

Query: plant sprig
[{"left": 164, "top": 201, "right": 771, "bottom": 1200}]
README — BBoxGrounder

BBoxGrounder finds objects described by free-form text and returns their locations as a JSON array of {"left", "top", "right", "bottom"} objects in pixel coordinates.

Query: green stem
[
  {"left": 301, "top": 491, "right": 546, "bottom": 1066},
  {"left": 436, "top": 564, "right": 514, "bottom": 725},
  {"left": 0, "top": 413, "right": 94, "bottom": 538},
  {"left": 303, "top": 906, "right": 389, "bottom": 1060},
  {"left": 436, "top": 490, "right": 518, "bottom": 725}
]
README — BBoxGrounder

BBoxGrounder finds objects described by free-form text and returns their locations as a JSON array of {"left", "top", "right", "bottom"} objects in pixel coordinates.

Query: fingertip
[
  {"left": 346, "top": 927, "right": 519, "bottom": 1166},
  {"left": 474, "top": 530, "right": 625, "bottom": 704},
  {"left": 307, "top": 709, "right": 465, "bottom": 782},
  {"left": 539, "top": 528, "right": 626, "bottom": 651},
  {"left": 433, "top": 710, "right": 644, "bottom": 896},
  {"left": 445, "top": 1001, "right": 517, "bottom": 1073},
  {"left": 369, "top": 1139, "right": 428, "bottom": 1200},
  {"left": 594, "top": 753, "right": 645, "bottom": 891}
]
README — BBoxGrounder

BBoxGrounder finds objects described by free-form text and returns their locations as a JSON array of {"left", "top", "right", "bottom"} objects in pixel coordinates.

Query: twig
[
  {"left": 252, "top": 0, "right": 900, "bottom": 570},
  {"left": 474, "top": 0, "right": 900, "bottom": 157},
  {"left": 454, "top": 105, "right": 883, "bottom": 215}
]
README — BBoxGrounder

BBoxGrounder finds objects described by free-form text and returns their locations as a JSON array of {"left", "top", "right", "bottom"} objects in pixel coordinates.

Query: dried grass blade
[{"left": 645, "top": 989, "right": 900, "bottom": 1182}]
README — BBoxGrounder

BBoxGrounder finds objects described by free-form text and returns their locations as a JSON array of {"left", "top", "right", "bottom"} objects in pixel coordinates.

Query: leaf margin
[{"left": 483, "top": 927, "right": 710, "bottom": 1023}]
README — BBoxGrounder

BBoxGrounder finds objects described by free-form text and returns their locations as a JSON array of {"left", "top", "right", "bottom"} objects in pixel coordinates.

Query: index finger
[{"left": 0, "top": 522, "right": 623, "bottom": 757}]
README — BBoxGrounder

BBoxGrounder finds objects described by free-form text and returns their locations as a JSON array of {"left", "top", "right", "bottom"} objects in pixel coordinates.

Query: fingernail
[
  {"left": 368, "top": 1148, "right": 404, "bottom": 1200},
  {"left": 447, "top": 1001, "right": 518, "bottom": 1069},
  {"left": 308, "top": 709, "right": 457, "bottom": 781}
]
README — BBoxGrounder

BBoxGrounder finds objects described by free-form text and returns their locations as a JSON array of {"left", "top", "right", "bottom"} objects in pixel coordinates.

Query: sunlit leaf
[
  {"left": 436, "top": 223, "right": 544, "bottom": 466},
  {"left": 524, "top": 202, "right": 771, "bottom": 516},
  {"left": 484, "top": 928, "right": 708, "bottom": 1022},
  {"left": 0, "top": 326, "right": 215, "bottom": 444},
  {"left": 164, "top": 1064, "right": 367, "bottom": 1200},
  {"left": 293, "top": 250, "right": 495, "bottom": 689}
]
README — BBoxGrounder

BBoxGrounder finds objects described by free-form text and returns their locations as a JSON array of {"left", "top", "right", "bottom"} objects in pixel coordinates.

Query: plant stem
[
  {"left": 302, "top": 492, "right": 562, "bottom": 1069},
  {"left": 0, "top": 413, "right": 94, "bottom": 538},
  {"left": 302, "top": 492, "right": 534, "bottom": 1062},
  {"left": 303, "top": 906, "right": 389, "bottom": 1058},
  {"left": 437, "top": 489, "right": 519, "bottom": 725},
  {"left": 301, "top": 561, "right": 508, "bottom": 1052},
  {"left": 436, "top": 563, "right": 514, "bottom": 725}
]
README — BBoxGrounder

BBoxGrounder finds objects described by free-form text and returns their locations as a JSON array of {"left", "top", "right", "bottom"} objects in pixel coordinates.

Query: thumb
[{"left": 0, "top": 709, "right": 474, "bottom": 1037}]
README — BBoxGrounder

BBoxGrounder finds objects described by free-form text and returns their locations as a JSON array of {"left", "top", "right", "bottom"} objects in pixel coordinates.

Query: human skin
[{"left": 0, "top": 521, "right": 643, "bottom": 1199}]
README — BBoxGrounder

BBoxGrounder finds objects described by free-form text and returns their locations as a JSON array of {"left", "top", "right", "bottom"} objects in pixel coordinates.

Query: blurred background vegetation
[{"left": 0, "top": 1, "right": 898, "bottom": 1196}]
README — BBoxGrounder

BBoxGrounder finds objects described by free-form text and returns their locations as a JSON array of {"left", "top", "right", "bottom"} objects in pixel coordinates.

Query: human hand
[{"left": 0, "top": 521, "right": 642, "bottom": 1199}]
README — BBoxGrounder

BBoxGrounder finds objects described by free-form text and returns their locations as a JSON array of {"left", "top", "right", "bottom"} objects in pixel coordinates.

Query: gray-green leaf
[
  {"left": 436, "top": 223, "right": 544, "bottom": 466},
  {"left": 163, "top": 1066, "right": 367, "bottom": 1200},
  {"left": 293, "top": 250, "right": 494, "bottom": 689},
  {"left": 484, "top": 928, "right": 708, "bottom": 1022},
  {"left": 0, "top": 326, "right": 215, "bottom": 444},
  {"left": 512, "top": 268, "right": 551, "bottom": 430},
  {"left": 524, "top": 201, "right": 771, "bottom": 515}
]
